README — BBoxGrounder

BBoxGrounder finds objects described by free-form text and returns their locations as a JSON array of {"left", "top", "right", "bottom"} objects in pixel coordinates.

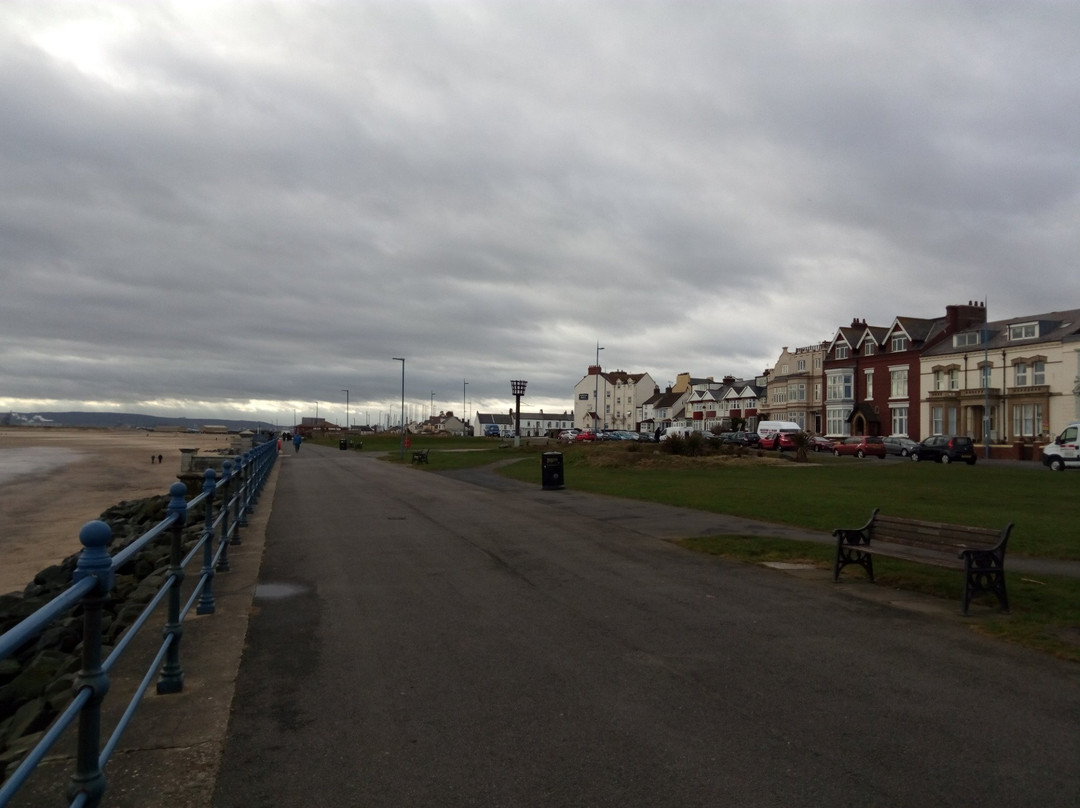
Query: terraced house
[
  {"left": 919, "top": 307, "right": 1080, "bottom": 456},
  {"left": 822, "top": 302, "right": 988, "bottom": 439}
]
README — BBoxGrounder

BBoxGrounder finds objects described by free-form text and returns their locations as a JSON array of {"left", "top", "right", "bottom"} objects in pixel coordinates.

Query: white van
[
  {"left": 755, "top": 420, "right": 803, "bottom": 450},
  {"left": 659, "top": 426, "right": 693, "bottom": 441},
  {"left": 1041, "top": 422, "right": 1080, "bottom": 471}
]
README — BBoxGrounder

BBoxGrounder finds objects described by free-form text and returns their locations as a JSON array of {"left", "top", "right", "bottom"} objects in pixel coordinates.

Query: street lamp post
[
  {"left": 511, "top": 380, "right": 528, "bottom": 447},
  {"left": 594, "top": 342, "right": 604, "bottom": 432},
  {"left": 342, "top": 389, "right": 349, "bottom": 442},
  {"left": 393, "top": 358, "right": 405, "bottom": 459},
  {"left": 463, "top": 380, "right": 468, "bottom": 437}
]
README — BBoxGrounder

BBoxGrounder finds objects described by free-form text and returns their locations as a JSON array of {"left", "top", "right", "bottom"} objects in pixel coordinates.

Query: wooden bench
[
  {"left": 832, "top": 509, "right": 1012, "bottom": 615},
  {"left": 411, "top": 448, "right": 429, "bottom": 464}
]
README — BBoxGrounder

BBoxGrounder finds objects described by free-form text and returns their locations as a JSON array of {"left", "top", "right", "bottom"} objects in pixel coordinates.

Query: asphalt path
[{"left": 212, "top": 445, "right": 1080, "bottom": 807}]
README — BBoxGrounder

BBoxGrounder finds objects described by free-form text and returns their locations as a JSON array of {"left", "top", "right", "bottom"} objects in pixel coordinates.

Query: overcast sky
[{"left": 2, "top": 1, "right": 1078, "bottom": 427}]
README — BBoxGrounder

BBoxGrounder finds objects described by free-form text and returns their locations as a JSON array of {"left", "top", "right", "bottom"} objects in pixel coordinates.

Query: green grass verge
[{"left": 676, "top": 534, "right": 1080, "bottom": 663}]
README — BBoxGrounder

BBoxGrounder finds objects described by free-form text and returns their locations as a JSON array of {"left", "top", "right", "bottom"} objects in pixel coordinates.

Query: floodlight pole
[{"left": 511, "top": 380, "right": 528, "bottom": 447}]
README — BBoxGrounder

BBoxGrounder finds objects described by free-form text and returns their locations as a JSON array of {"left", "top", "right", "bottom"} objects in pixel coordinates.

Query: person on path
[{"left": 293, "top": 433, "right": 302, "bottom": 453}]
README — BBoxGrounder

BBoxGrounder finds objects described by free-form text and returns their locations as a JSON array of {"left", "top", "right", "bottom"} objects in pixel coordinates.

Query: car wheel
[
  {"left": 1049, "top": 457, "right": 1065, "bottom": 472},
  {"left": 856, "top": 449, "right": 865, "bottom": 458},
  {"left": 833, "top": 449, "right": 840, "bottom": 456},
  {"left": 911, "top": 453, "right": 920, "bottom": 462},
  {"left": 900, "top": 449, "right": 909, "bottom": 457},
  {"left": 941, "top": 454, "right": 951, "bottom": 464}
]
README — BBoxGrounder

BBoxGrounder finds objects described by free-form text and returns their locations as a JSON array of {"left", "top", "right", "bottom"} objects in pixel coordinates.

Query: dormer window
[
  {"left": 835, "top": 345, "right": 850, "bottom": 360},
  {"left": 864, "top": 343, "right": 875, "bottom": 356},
  {"left": 953, "top": 332, "right": 981, "bottom": 348},
  {"left": 890, "top": 334, "right": 909, "bottom": 351},
  {"left": 1009, "top": 322, "right": 1038, "bottom": 340}
]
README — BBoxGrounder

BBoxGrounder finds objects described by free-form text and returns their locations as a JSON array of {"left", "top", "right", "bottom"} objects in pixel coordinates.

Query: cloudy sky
[{"left": 2, "top": 1, "right": 1078, "bottom": 428}]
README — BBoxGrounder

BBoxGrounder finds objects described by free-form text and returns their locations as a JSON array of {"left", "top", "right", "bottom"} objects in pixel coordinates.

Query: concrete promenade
[
  {"left": 211, "top": 445, "right": 1078, "bottom": 807},
  {"left": 10, "top": 444, "right": 1079, "bottom": 806}
]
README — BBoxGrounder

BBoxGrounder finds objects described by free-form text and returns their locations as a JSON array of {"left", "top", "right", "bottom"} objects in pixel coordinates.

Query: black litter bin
[
  {"left": 339, "top": 439, "right": 348, "bottom": 450},
  {"left": 541, "top": 451, "right": 564, "bottom": 490}
]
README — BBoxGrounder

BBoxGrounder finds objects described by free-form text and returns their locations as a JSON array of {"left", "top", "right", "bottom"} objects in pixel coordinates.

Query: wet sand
[{"left": 0, "top": 428, "right": 251, "bottom": 594}]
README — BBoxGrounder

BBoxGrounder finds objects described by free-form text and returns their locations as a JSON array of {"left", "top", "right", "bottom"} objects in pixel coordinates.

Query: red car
[
  {"left": 832, "top": 436, "right": 887, "bottom": 458},
  {"left": 574, "top": 430, "right": 597, "bottom": 442}
]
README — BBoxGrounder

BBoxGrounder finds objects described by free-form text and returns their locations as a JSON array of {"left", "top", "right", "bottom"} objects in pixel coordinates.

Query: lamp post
[
  {"left": 342, "top": 389, "right": 349, "bottom": 439},
  {"left": 594, "top": 342, "right": 604, "bottom": 432},
  {"left": 463, "top": 380, "right": 468, "bottom": 436},
  {"left": 511, "top": 379, "right": 527, "bottom": 447},
  {"left": 393, "top": 358, "right": 405, "bottom": 459}
]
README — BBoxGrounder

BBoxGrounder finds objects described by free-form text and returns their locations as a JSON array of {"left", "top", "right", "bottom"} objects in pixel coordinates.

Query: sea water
[{"left": 0, "top": 447, "right": 84, "bottom": 485}]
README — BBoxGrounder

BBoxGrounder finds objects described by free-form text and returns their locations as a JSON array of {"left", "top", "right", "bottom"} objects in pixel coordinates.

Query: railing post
[
  {"left": 241, "top": 451, "right": 253, "bottom": 514},
  {"left": 196, "top": 468, "right": 218, "bottom": 615},
  {"left": 157, "top": 482, "right": 188, "bottom": 694},
  {"left": 66, "top": 520, "right": 114, "bottom": 808},
  {"left": 216, "top": 460, "right": 233, "bottom": 572},
  {"left": 234, "top": 453, "right": 248, "bottom": 531},
  {"left": 245, "top": 450, "right": 258, "bottom": 510}
]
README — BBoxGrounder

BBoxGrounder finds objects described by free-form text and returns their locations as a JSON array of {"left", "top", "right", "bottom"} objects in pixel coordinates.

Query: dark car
[
  {"left": 722, "top": 431, "right": 760, "bottom": 447},
  {"left": 911, "top": 435, "right": 977, "bottom": 465},
  {"left": 833, "top": 436, "right": 887, "bottom": 458},
  {"left": 882, "top": 436, "right": 919, "bottom": 457},
  {"left": 808, "top": 435, "right": 835, "bottom": 453}
]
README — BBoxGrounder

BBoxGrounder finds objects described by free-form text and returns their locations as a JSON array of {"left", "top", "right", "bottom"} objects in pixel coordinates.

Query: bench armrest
[{"left": 832, "top": 508, "right": 880, "bottom": 546}]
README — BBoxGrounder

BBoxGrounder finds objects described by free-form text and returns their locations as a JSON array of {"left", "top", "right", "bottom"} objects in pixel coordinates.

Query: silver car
[{"left": 882, "top": 436, "right": 919, "bottom": 457}]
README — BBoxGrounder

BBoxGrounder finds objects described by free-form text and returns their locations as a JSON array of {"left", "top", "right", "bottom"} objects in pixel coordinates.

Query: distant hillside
[{"left": 2, "top": 411, "right": 277, "bottom": 432}]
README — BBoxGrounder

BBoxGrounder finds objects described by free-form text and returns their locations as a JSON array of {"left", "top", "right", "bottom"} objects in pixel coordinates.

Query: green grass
[
  {"left": 492, "top": 444, "right": 1080, "bottom": 560},
  {"left": 676, "top": 534, "right": 1080, "bottom": 663}
]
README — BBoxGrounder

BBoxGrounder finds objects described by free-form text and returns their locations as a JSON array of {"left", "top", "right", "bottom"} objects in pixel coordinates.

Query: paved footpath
[{"left": 209, "top": 445, "right": 1080, "bottom": 808}]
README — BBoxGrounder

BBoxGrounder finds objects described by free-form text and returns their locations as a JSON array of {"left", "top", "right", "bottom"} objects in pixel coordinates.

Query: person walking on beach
[{"left": 293, "top": 433, "right": 302, "bottom": 453}]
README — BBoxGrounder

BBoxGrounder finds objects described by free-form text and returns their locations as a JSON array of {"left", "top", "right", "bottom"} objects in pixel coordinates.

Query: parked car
[
  {"left": 756, "top": 420, "right": 802, "bottom": 450},
  {"left": 833, "top": 436, "right": 887, "bottom": 458},
  {"left": 808, "top": 435, "right": 835, "bottom": 453},
  {"left": 882, "top": 436, "right": 919, "bottom": 457},
  {"left": 722, "top": 431, "right": 760, "bottom": 447},
  {"left": 558, "top": 429, "right": 580, "bottom": 443},
  {"left": 911, "top": 435, "right": 977, "bottom": 465},
  {"left": 574, "top": 430, "right": 597, "bottom": 442}
]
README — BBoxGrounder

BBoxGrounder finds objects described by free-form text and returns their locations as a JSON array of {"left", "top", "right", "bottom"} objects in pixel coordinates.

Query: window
[
  {"left": 948, "top": 369, "right": 959, "bottom": 391},
  {"left": 835, "top": 345, "right": 849, "bottom": 360},
  {"left": 826, "top": 407, "right": 848, "bottom": 436},
  {"left": 1014, "top": 362, "right": 1028, "bottom": 386},
  {"left": 813, "top": 382, "right": 821, "bottom": 403},
  {"left": 953, "top": 332, "right": 981, "bottom": 348},
  {"left": 979, "top": 365, "right": 992, "bottom": 388},
  {"left": 931, "top": 406, "right": 943, "bottom": 435},
  {"left": 933, "top": 370, "right": 945, "bottom": 391},
  {"left": 1009, "top": 322, "right": 1038, "bottom": 340},
  {"left": 788, "top": 383, "right": 806, "bottom": 402},
  {"left": 890, "top": 368, "right": 908, "bottom": 398},
  {"left": 781, "top": 364, "right": 789, "bottom": 375},
  {"left": 1033, "top": 361, "right": 1046, "bottom": 385},
  {"left": 827, "top": 372, "right": 853, "bottom": 401},
  {"left": 891, "top": 406, "right": 908, "bottom": 436},
  {"left": 864, "top": 342, "right": 876, "bottom": 356},
  {"left": 796, "top": 359, "right": 806, "bottom": 371},
  {"left": 891, "top": 334, "right": 909, "bottom": 351},
  {"left": 1013, "top": 403, "right": 1043, "bottom": 437},
  {"left": 865, "top": 370, "right": 874, "bottom": 400},
  {"left": 814, "top": 357, "right": 822, "bottom": 370}
]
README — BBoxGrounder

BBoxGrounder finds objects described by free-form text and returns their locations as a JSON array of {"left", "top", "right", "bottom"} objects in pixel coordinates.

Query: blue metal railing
[{"left": 0, "top": 438, "right": 278, "bottom": 808}]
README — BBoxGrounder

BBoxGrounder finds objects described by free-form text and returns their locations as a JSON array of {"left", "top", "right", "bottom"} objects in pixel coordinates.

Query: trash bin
[
  {"left": 541, "top": 451, "right": 564, "bottom": 490},
  {"left": 339, "top": 439, "right": 348, "bottom": 450}
]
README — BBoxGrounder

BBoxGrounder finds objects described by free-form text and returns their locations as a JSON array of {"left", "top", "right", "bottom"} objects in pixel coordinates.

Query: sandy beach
[{"left": 0, "top": 428, "right": 256, "bottom": 594}]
